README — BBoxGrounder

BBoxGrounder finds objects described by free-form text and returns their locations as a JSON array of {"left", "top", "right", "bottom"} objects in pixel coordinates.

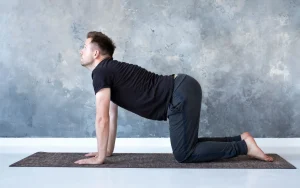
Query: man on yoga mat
[{"left": 74, "top": 31, "right": 273, "bottom": 165}]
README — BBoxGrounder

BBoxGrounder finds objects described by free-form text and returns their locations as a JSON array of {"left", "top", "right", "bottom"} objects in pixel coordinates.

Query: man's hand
[{"left": 74, "top": 156, "right": 105, "bottom": 165}]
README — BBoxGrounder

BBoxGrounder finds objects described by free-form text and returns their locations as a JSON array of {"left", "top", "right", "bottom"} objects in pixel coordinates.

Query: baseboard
[
  {"left": 1, "top": 138, "right": 300, "bottom": 147},
  {"left": 0, "top": 138, "right": 300, "bottom": 153}
]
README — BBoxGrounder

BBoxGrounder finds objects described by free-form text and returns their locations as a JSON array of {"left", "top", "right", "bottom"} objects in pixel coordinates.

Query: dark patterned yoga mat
[{"left": 9, "top": 152, "right": 296, "bottom": 169}]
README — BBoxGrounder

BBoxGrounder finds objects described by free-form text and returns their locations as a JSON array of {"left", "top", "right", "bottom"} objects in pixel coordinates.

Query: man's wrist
[
  {"left": 96, "top": 154, "right": 106, "bottom": 162},
  {"left": 97, "top": 149, "right": 106, "bottom": 158},
  {"left": 106, "top": 150, "right": 112, "bottom": 156}
]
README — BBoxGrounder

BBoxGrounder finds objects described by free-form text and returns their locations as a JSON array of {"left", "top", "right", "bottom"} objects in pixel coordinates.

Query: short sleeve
[{"left": 92, "top": 68, "right": 113, "bottom": 95}]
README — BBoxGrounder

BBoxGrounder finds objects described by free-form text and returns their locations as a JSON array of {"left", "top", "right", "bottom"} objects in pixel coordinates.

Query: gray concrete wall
[{"left": 1, "top": 0, "right": 299, "bottom": 138}]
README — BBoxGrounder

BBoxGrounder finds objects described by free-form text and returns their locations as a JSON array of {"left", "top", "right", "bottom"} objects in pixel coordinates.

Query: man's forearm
[
  {"left": 107, "top": 115, "right": 117, "bottom": 155},
  {"left": 95, "top": 118, "right": 109, "bottom": 161}
]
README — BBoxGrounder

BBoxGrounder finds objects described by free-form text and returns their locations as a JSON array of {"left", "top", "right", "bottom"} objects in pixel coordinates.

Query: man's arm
[
  {"left": 94, "top": 87, "right": 111, "bottom": 162},
  {"left": 107, "top": 101, "right": 118, "bottom": 156}
]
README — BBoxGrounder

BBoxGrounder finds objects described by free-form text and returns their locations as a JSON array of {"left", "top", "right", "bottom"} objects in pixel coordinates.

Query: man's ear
[
  {"left": 94, "top": 50, "right": 99, "bottom": 57},
  {"left": 91, "top": 44, "right": 101, "bottom": 58},
  {"left": 94, "top": 49, "right": 104, "bottom": 59}
]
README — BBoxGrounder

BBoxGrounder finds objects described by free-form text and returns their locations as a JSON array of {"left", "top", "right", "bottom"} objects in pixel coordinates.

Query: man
[{"left": 74, "top": 31, "right": 273, "bottom": 165}]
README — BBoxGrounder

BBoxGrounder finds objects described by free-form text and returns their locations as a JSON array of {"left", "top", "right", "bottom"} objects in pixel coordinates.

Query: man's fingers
[
  {"left": 75, "top": 157, "right": 104, "bottom": 165},
  {"left": 75, "top": 159, "right": 88, "bottom": 164},
  {"left": 74, "top": 159, "right": 83, "bottom": 164}
]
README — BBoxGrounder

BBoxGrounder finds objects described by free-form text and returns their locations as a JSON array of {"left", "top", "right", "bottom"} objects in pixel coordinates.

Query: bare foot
[
  {"left": 244, "top": 136, "right": 273, "bottom": 162},
  {"left": 240, "top": 132, "right": 255, "bottom": 159},
  {"left": 241, "top": 132, "right": 258, "bottom": 146},
  {"left": 241, "top": 132, "right": 252, "bottom": 140}
]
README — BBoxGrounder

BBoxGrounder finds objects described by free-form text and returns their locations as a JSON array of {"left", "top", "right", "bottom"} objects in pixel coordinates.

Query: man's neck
[{"left": 87, "top": 55, "right": 111, "bottom": 71}]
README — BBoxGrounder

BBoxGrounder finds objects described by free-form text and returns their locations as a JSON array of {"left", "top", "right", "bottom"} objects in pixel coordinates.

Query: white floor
[{"left": 0, "top": 138, "right": 300, "bottom": 188}]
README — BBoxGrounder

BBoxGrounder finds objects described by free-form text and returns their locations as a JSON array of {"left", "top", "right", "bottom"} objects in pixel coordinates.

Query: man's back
[{"left": 92, "top": 57, "right": 175, "bottom": 121}]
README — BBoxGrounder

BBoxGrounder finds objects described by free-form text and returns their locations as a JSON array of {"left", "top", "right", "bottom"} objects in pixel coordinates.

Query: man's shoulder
[{"left": 92, "top": 66, "right": 112, "bottom": 80}]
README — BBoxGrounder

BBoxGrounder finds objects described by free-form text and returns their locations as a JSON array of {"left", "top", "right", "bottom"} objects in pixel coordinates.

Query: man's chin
[{"left": 81, "top": 61, "right": 91, "bottom": 67}]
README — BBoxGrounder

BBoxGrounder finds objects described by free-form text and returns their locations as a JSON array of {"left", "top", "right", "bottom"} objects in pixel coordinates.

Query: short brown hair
[{"left": 87, "top": 31, "right": 116, "bottom": 57}]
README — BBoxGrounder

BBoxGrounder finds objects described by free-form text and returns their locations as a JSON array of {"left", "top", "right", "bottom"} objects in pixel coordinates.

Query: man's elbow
[{"left": 96, "top": 116, "right": 110, "bottom": 125}]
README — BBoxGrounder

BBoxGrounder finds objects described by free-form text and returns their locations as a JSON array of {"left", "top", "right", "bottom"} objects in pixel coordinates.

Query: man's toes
[{"left": 265, "top": 156, "right": 273, "bottom": 162}]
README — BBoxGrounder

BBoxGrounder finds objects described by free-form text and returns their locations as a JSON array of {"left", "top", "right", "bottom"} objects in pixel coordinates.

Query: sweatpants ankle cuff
[
  {"left": 237, "top": 140, "right": 248, "bottom": 155},
  {"left": 232, "top": 135, "right": 242, "bottom": 141}
]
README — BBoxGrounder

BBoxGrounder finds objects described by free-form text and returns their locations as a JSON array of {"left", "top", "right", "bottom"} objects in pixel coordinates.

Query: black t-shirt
[{"left": 91, "top": 57, "right": 175, "bottom": 121}]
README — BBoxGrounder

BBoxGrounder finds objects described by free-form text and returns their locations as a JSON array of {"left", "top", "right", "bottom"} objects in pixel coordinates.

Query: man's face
[{"left": 80, "top": 38, "right": 95, "bottom": 67}]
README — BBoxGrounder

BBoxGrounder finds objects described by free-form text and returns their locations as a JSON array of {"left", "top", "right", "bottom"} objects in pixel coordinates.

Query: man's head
[{"left": 80, "top": 31, "right": 116, "bottom": 68}]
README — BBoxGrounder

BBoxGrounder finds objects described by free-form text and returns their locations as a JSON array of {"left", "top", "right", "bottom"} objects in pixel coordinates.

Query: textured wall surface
[{"left": 1, "top": 0, "right": 299, "bottom": 138}]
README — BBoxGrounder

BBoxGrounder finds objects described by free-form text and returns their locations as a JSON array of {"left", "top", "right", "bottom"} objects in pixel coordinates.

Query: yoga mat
[{"left": 9, "top": 152, "right": 296, "bottom": 169}]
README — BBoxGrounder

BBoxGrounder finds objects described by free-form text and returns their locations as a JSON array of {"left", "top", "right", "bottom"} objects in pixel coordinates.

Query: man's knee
[{"left": 173, "top": 151, "right": 189, "bottom": 163}]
